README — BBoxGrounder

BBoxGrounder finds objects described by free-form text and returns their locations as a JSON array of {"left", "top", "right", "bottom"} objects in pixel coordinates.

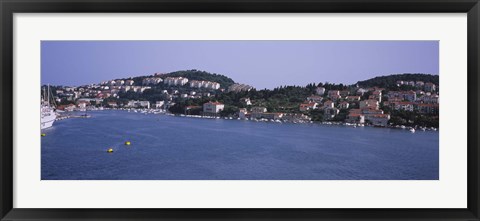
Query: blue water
[{"left": 41, "top": 110, "right": 439, "bottom": 180}]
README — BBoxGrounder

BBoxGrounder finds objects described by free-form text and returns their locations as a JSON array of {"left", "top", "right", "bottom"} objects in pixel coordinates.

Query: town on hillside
[{"left": 44, "top": 70, "right": 439, "bottom": 129}]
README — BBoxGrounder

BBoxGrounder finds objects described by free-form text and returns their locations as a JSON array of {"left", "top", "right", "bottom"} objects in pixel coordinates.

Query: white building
[
  {"left": 155, "top": 101, "right": 165, "bottom": 109},
  {"left": 203, "top": 101, "right": 224, "bottom": 114},
  {"left": 164, "top": 77, "right": 189, "bottom": 86},
  {"left": 142, "top": 77, "right": 163, "bottom": 85},
  {"left": 125, "top": 80, "right": 134, "bottom": 86},
  {"left": 189, "top": 80, "right": 220, "bottom": 90},
  {"left": 127, "top": 100, "right": 150, "bottom": 109},
  {"left": 315, "top": 87, "right": 325, "bottom": 95}
]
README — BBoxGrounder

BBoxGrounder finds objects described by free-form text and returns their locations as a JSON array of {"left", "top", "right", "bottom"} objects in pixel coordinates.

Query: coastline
[{"left": 57, "top": 108, "right": 439, "bottom": 132}]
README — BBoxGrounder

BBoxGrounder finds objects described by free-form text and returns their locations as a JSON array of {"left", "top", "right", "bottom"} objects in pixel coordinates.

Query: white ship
[{"left": 41, "top": 85, "right": 56, "bottom": 130}]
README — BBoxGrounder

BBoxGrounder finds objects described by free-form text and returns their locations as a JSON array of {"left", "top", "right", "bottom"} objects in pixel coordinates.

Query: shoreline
[{"left": 58, "top": 108, "right": 438, "bottom": 132}]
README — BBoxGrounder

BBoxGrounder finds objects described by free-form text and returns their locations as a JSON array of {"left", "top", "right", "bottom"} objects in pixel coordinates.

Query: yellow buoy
[
  {"left": 41, "top": 133, "right": 46, "bottom": 137},
  {"left": 125, "top": 141, "right": 131, "bottom": 145},
  {"left": 107, "top": 148, "right": 114, "bottom": 153}
]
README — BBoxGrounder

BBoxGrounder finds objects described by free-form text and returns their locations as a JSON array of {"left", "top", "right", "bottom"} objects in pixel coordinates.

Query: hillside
[
  {"left": 356, "top": 73, "right": 439, "bottom": 88},
  {"left": 158, "top": 69, "right": 236, "bottom": 88}
]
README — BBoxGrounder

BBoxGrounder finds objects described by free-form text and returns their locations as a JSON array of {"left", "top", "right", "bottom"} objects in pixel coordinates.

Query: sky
[{"left": 41, "top": 41, "right": 439, "bottom": 89}]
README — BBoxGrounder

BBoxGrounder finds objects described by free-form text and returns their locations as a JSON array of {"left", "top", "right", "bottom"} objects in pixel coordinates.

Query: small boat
[{"left": 409, "top": 128, "right": 415, "bottom": 133}]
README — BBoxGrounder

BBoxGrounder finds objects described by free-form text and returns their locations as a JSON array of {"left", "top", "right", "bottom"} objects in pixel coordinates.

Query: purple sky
[{"left": 41, "top": 41, "right": 438, "bottom": 89}]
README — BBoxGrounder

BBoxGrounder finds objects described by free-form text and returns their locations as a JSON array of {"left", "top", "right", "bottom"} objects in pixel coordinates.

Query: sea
[{"left": 41, "top": 110, "right": 439, "bottom": 180}]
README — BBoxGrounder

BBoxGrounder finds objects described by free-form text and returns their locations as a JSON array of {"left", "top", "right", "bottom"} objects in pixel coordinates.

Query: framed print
[{"left": 1, "top": 0, "right": 479, "bottom": 220}]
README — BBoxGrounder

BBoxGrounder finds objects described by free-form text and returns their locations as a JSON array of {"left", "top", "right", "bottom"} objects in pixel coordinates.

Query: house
[
  {"left": 238, "top": 108, "right": 248, "bottom": 119},
  {"left": 339, "top": 101, "right": 350, "bottom": 109},
  {"left": 125, "top": 80, "right": 134, "bottom": 86},
  {"left": 328, "top": 90, "right": 340, "bottom": 97},
  {"left": 364, "top": 114, "right": 390, "bottom": 127},
  {"left": 415, "top": 81, "right": 425, "bottom": 87},
  {"left": 370, "top": 90, "right": 382, "bottom": 102},
  {"left": 155, "top": 101, "right": 165, "bottom": 109},
  {"left": 258, "top": 112, "right": 284, "bottom": 120},
  {"left": 339, "top": 90, "right": 350, "bottom": 97},
  {"left": 360, "top": 99, "right": 379, "bottom": 110},
  {"left": 107, "top": 102, "right": 117, "bottom": 107},
  {"left": 415, "top": 103, "right": 439, "bottom": 114},
  {"left": 346, "top": 113, "right": 365, "bottom": 124},
  {"left": 346, "top": 96, "right": 361, "bottom": 102},
  {"left": 403, "top": 91, "right": 417, "bottom": 101},
  {"left": 315, "top": 87, "right": 326, "bottom": 95},
  {"left": 329, "top": 94, "right": 341, "bottom": 101},
  {"left": 306, "top": 95, "right": 323, "bottom": 103},
  {"left": 127, "top": 100, "right": 150, "bottom": 109},
  {"left": 424, "top": 82, "right": 436, "bottom": 92},
  {"left": 356, "top": 88, "right": 369, "bottom": 96},
  {"left": 323, "top": 107, "right": 340, "bottom": 119},
  {"left": 115, "top": 80, "right": 125, "bottom": 86},
  {"left": 421, "top": 94, "right": 439, "bottom": 103},
  {"left": 203, "top": 101, "right": 224, "bottom": 114},
  {"left": 251, "top": 107, "right": 267, "bottom": 113},
  {"left": 240, "top": 98, "right": 252, "bottom": 106},
  {"left": 323, "top": 100, "right": 334, "bottom": 108},
  {"left": 390, "top": 101, "right": 415, "bottom": 111},
  {"left": 299, "top": 102, "right": 318, "bottom": 111}
]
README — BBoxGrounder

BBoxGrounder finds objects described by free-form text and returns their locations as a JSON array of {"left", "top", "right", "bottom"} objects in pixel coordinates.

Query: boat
[
  {"left": 409, "top": 128, "right": 416, "bottom": 133},
  {"left": 41, "top": 84, "right": 57, "bottom": 130}
]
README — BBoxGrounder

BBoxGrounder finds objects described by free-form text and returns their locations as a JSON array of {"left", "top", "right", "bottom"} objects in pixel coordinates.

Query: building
[
  {"left": 328, "top": 90, "right": 340, "bottom": 97},
  {"left": 360, "top": 99, "right": 379, "bottom": 110},
  {"left": 250, "top": 106, "right": 267, "bottom": 118},
  {"left": 228, "top": 83, "right": 254, "bottom": 92},
  {"left": 415, "top": 103, "right": 439, "bottom": 114},
  {"left": 189, "top": 80, "right": 221, "bottom": 90},
  {"left": 421, "top": 94, "right": 439, "bottom": 104},
  {"left": 251, "top": 107, "right": 267, "bottom": 113},
  {"left": 346, "top": 96, "right": 361, "bottom": 102},
  {"left": 203, "top": 101, "right": 224, "bottom": 114},
  {"left": 315, "top": 87, "right": 326, "bottom": 95},
  {"left": 155, "top": 101, "right": 165, "bottom": 109},
  {"left": 346, "top": 113, "right": 365, "bottom": 124},
  {"left": 339, "top": 101, "right": 350, "bottom": 109},
  {"left": 164, "top": 77, "right": 189, "bottom": 86},
  {"left": 115, "top": 80, "right": 125, "bottom": 86},
  {"left": 323, "top": 100, "right": 334, "bottom": 108},
  {"left": 125, "top": 80, "right": 135, "bottom": 86},
  {"left": 364, "top": 114, "right": 390, "bottom": 127},
  {"left": 127, "top": 100, "right": 150, "bottom": 109},
  {"left": 299, "top": 102, "right": 318, "bottom": 112},
  {"left": 107, "top": 102, "right": 118, "bottom": 108},
  {"left": 238, "top": 108, "right": 248, "bottom": 119},
  {"left": 306, "top": 95, "right": 323, "bottom": 103},
  {"left": 424, "top": 82, "right": 436, "bottom": 92},
  {"left": 142, "top": 77, "right": 163, "bottom": 85},
  {"left": 339, "top": 90, "right": 350, "bottom": 97},
  {"left": 390, "top": 101, "right": 415, "bottom": 112},
  {"left": 324, "top": 107, "right": 340, "bottom": 119}
]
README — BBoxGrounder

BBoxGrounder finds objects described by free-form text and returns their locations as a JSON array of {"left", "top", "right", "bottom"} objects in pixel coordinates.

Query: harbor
[{"left": 41, "top": 110, "right": 439, "bottom": 180}]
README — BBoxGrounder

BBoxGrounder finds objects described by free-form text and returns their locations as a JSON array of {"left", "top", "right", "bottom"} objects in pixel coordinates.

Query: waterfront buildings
[
  {"left": 203, "top": 101, "right": 224, "bottom": 114},
  {"left": 127, "top": 100, "right": 150, "bottom": 109}
]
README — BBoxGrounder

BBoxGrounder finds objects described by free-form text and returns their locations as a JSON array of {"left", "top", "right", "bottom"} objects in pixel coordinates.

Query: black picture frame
[{"left": 1, "top": 0, "right": 479, "bottom": 220}]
